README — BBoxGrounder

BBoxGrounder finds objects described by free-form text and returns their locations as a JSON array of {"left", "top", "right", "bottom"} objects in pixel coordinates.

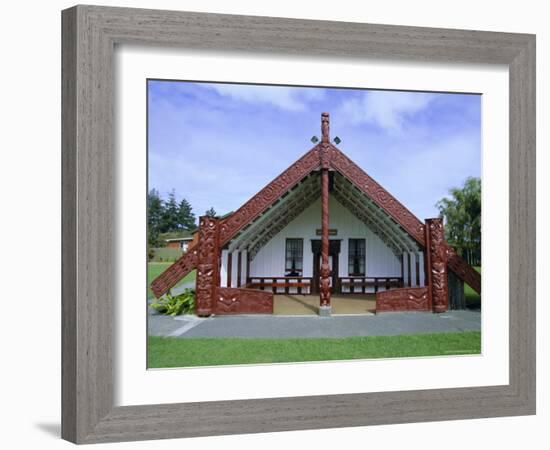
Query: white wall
[
  {"left": 1, "top": 1, "right": 546, "bottom": 450},
  {"left": 250, "top": 194, "right": 402, "bottom": 284}
]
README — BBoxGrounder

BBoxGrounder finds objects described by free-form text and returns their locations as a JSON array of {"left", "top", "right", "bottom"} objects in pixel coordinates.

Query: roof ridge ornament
[
  {"left": 320, "top": 112, "right": 331, "bottom": 169},
  {"left": 321, "top": 112, "right": 330, "bottom": 143}
]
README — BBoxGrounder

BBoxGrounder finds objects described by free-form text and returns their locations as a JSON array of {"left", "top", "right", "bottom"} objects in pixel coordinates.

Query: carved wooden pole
[
  {"left": 319, "top": 112, "right": 332, "bottom": 315},
  {"left": 425, "top": 218, "right": 449, "bottom": 313},
  {"left": 195, "top": 216, "right": 220, "bottom": 317}
]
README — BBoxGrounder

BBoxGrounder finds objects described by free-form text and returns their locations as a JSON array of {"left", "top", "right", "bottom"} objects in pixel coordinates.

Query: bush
[{"left": 150, "top": 289, "right": 196, "bottom": 316}]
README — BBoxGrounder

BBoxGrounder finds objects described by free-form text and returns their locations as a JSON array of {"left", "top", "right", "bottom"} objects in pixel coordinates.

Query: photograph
[{"left": 146, "top": 80, "right": 482, "bottom": 368}]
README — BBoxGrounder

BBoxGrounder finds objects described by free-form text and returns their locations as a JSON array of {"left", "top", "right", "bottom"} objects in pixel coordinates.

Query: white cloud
[
  {"left": 340, "top": 91, "right": 436, "bottom": 132},
  {"left": 206, "top": 84, "right": 325, "bottom": 111}
]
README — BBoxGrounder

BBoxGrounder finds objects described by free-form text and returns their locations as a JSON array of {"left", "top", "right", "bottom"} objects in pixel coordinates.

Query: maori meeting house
[{"left": 151, "top": 113, "right": 481, "bottom": 316}]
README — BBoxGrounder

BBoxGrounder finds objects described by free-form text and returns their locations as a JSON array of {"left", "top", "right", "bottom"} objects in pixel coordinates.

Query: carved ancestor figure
[{"left": 319, "top": 262, "right": 331, "bottom": 306}]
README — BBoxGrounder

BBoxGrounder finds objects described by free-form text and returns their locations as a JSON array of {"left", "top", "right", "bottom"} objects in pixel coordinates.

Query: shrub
[{"left": 150, "top": 289, "right": 196, "bottom": 316}]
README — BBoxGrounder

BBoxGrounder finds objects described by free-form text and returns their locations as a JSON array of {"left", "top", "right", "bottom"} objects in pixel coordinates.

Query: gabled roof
[{"left": 151, "top": 113, "right": 481, "bottom": 298}]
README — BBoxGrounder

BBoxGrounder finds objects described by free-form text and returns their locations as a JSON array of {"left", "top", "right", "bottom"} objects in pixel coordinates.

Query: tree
[
  {"left": 160, "top": 190, "right": 179, "bottom": 233},
  {"left": 436, "top": 177, "right": 481, "bottom": 266},
  {"left": 204, "top": 207, "right": 217, "bottom": 218},
  {"left": 147, "top": 189, "right": 163, "bottom": 246},
  {"left": 177, "top": 198, "right": 196, "bottom": 230},
  {"left": 148, "top": 190, "right": 197, "bottom": 246}
]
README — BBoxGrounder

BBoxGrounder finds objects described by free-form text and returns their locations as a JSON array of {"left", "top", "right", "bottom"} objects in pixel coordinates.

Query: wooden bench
[
  {"left": 246, "top": 277, "right": 312, "bottom": 294},
  {"left": 247, "top": 282, "right": 311, "bottom": 289}
]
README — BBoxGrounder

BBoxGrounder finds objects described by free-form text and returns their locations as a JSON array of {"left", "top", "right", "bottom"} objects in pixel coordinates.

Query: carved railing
[
  {"left": 246, "top": 277, "right": 313, "bottom": 294},
  {"left": 339, "top": 277, "right": 402, "bottom": 294},
  {"left": 446, "top": 245, "right": 481, "bottom": 294},
  {"left": 150, "top": 244, "right": 198, "bottom": 298},
  {"left": 376, "top": 287, "right": 430, "bottom": 312},
  {"left": 214, "top": 287, "right": 273, "bottom": 314}
]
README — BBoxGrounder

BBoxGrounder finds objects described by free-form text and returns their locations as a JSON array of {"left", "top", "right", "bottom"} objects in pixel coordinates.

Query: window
[
  {"left": 285, "top": 238, "right": 303, "bottom": 275},
  {"left": 348, "top": 239, "right": 366, "bottom": 276}
]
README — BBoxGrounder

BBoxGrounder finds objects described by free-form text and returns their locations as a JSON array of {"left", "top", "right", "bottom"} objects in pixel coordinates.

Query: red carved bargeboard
[
  {"left": 446, "top": 244, "right": 481, "bottom": 294},
  {"left": 218, "top": 146, "right": 321, "bottom": 245},
  {"left": 150, "top": 244, "right": 198, "bottom": 298},
  {"left": 214, "top": 287, "right": 273, "bottom": 314},
  {"left": 328, "top": 145, "right": 426, "bottom": 245},
  {"left": 376, "top": 287, "right": 430, "bottom": 312}
]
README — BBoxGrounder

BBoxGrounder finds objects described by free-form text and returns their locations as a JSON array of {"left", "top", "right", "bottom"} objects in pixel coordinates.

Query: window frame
[
  {"left": 285, "top": 238, "right": 304, "bottom": 275},
  {"left": 348, "top": 238, "right": 366, "bottom": 276}
]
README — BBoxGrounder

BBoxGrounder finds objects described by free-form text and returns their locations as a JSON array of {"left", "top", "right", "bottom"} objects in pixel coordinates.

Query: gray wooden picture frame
[{"left": 62, "top": 5, "right": 536, "bottom": 444}]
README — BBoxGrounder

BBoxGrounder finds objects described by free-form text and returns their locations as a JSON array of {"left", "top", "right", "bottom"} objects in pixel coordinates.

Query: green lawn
[
  {"left": 148, "top": 331, "right": 481, "bottom": 368},
  {"left": 465, "top": 266, "right": 481, "bottom": 309},
  {"left": 147, "top": 262, "right": 196, "bottom": 299}
]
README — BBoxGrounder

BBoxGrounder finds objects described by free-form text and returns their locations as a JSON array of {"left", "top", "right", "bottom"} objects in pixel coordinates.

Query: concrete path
[{"left": 148, "top": 309, "right": 481, "bottom": 338}]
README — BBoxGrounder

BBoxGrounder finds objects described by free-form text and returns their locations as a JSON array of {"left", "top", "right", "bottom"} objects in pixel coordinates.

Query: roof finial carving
[{"left": 321, "top": 112, "right": 330, "bottom": 143}]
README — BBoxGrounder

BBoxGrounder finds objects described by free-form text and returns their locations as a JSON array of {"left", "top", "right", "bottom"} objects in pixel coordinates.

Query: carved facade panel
[
  {"left": 196, "top": 217, "right": 220, "bottom": 316},
  {"left": 214, "top": 287, "right": 273, "bottom": 314},
  {"left": 376, "top": 287, "right": 429, "bottom": 312},
  {"left": 426, "top": 218, "right": 449, "bottom": 312},
  {"left": 150, "top": 117, "right": 482, "bottom": 303}
]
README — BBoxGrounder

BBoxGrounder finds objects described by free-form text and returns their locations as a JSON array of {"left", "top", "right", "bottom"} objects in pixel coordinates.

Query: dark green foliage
[
  {"left": 147, "top": 189, "right": 197, "bottom": 246},
  {"left": 436, "top": 177, "right": 481, "bottom": 265},
  {"left": 150, "top": 288, "right": 196, "bottom": 316},
  {"left": 178, "top": 198, "right": 196, "bottom": 230},
  {"left": 204, "top": 207, "right": 217, "bottom": 217},
  {"left": 159, "top": 190, "right": 180, "bottom": 233},
  {"left": 147, "top": 189, "right": 164, "bottom": 247}
]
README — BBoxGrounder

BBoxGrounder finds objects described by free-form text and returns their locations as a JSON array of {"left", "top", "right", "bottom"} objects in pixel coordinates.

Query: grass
[
  {"left": 147, "top": 331, "right": 481, "bottom": 368},
  {"left": 147, "top": 262, "right": 196, "bottom": 299},
  {"left": 465, "top": 266, "right": 481, "bottom": 309}
]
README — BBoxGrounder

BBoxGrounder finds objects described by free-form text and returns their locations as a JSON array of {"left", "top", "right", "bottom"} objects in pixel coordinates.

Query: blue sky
[{"left": 148, "top": 80, "right": 481, "bottom": 222}]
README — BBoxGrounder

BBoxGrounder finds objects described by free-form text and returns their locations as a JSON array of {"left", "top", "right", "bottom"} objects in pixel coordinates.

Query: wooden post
[
  {"left": 319, "top": 112, "right": 331, "bottom": 315},
  {"left": 195, "top": 216, "right": 220, "bottom": 317},
  {"left": 237, "top": 251, "right": 242, "bottom": 287},
  {"left": 415, "top": 253, "right": 420, "bottom": 286},
  {"left": 227, "top": 252, "right": 232, "bottom": 288},
  {"left": 246, "top": 250, "right": 251, "bottom": 285},
  {"left": 425, "top": 218, "right": 449, "bottom": 313},
  {"left": 407, "top": 252, "right": 412, "bottom": 287}
]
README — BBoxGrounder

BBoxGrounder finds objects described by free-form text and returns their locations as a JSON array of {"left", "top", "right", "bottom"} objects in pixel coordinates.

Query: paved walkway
[{"left": 148, "top": 309, "right": 481, "bottom": 338}]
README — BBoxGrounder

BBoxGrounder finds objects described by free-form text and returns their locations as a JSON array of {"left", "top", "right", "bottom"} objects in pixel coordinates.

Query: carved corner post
[
  {"left": 425, "top": 218, "right": 449, "bottom": 313},
  {"left": 319, "top": 112, "right": 332, "bottom": 316},
  {"left": 195, "top": 216, "right": 221, "bottom": 317}
]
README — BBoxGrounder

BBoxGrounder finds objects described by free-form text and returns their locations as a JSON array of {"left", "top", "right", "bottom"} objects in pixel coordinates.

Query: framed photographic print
[{"left": 62, "top": 5, "right": 535, "bottom": 444}]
